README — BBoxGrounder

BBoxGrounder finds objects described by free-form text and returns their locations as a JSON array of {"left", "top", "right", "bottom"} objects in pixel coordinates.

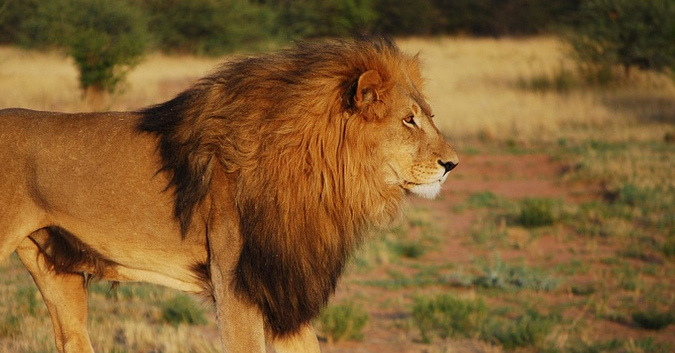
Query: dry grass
[{"left": 1, "top": 37, "right": 673, "bottom": 143}]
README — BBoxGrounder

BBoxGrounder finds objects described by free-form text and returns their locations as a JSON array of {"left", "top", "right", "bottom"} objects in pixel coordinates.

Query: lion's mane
[{"left": 139, "top": 38, "right": 417, "bottom": 336}]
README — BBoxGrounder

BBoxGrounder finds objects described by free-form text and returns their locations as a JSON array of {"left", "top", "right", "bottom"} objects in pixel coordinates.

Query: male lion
[{"left": 0, "top": 38, "right": 458, "bottom": 352}]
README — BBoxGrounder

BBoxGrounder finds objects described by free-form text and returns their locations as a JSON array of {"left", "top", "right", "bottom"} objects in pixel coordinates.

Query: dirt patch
[{"left": 320, "top": 152, "right": 673, "bottom": 352}]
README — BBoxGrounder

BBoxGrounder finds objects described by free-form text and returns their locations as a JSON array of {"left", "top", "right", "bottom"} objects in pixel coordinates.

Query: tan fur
[{"left": 0, "top": 38, "right": 458, "bottom": 352}]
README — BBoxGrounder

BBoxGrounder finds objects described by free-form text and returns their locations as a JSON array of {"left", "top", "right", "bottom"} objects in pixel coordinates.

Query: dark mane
[{"left": 137, "top": 37, "right": 418, "bottom": 336}]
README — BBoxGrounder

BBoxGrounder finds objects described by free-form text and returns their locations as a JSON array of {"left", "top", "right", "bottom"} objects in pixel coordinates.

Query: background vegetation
[{"left": 1, "top": 0, "right": 671, "bottom": 98}]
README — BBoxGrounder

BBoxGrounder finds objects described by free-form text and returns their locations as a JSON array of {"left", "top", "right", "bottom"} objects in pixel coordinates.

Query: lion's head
[
  {"left": 140, "top": 37, "right": 458, "bottom": 337},
  {"left": 350, "top": 67, "right": 458, "bottom": 200}
]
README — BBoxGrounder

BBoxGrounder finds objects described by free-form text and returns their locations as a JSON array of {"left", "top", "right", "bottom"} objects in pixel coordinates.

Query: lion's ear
[{"left": 354, "top": 70, "right": 382, "bottom": 109}]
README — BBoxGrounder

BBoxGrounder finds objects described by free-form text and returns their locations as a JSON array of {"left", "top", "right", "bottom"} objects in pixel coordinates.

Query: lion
[{"left": 0, "top": 38, "right": 458, "bottom": 353}]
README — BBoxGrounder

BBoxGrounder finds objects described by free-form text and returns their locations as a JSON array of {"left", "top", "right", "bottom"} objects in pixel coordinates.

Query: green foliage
[
  {"left": 632, "top": 309, "right": 674, "bottom": 330},
  {"left": 474, "top": 257, "right": 559, "bottom": 291},
  {"left": 16, "top": 285, "right": 40, "bottom": 316},
  {"left": 411, "top": 294, "right": 487, "bottom": 343},
  {"left": 140, "top": 0, "right": 277, "bottom": 56},
  {"left": 372, "top": 0, "right": 440, "bottom": 35},
  {"left": 482, "top": 309, "right": 557, "bottom": 349},
  {"left": 0, "top": 313, "right": 20, "bottom": 338},
  {"left": 0, "top": 0, "right": 582, "bottom": 52},
  {"left": 160, "top": 295, "right": 207, "bottom": 326},
  {"left": 317, "top": 301, "right": 368, "bottom": 342},
  {"left": 270, "top": 0, "right": 377, "bottom": 39},
  {"left": 22, "top": 0, "right": 148, "bottom": 93},
  {"left": 518, "top": 198, "right": 558, "bottom": 228},
  {"left": 568, "top": 0, "right": 675, "bottom": 77},
  {"left": 517, "top": 66, "right": 578, "bottom": 93},
  {"left": 433, "top": 0, "right": 581, "bottom": 36},
  {"left": 0, "top": 0, "right": 39, "bottom": 44},
  {"left": 466, "top": 191, "right": 508, "bottom": 209}
]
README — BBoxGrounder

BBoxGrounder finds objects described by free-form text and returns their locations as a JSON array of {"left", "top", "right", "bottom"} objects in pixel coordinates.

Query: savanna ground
[{"left": 0, "top": 37, "right": 673, "bottom": 353}]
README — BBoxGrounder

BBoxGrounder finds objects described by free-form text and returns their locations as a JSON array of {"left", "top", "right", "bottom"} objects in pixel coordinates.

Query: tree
[
  {"left": 568, "top": 0, "right": 675, "bottom": 77},
  {"left": 22, "top": 0, "right": 148, "bottom": 105},
  {"left": 140, "top": 0, "right": 277, "bottom": 56}
]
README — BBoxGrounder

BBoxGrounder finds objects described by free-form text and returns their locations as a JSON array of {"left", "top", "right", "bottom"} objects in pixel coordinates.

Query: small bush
[
  {"left": 466, "top": 191, "right": 508, "bottom": 209},
  {"left": 21, "top": 0, "right": 148, "bottom": 96},
  {"left": 474, "top": 257, "right": 559, "bottom": 291},
  {"left": 16, "top": 285, "right": 40, "bottom": 316},
  {"left": 160, "top": 295, "right": 207, "bottom": 326},
  {"left": 317, "top": 301, "right": 368, "bottom": 342},
  {"left": 0, "top": 313, "right": 21, "bottom": 338},
  {"left": 411, "top": 294, "right": 487, "bottom": 343},
  {"left": 518, "top": 198, "right": 557, "bottom": 228},
  {"left": 391, "top": 241, "right": 426, "bottom": 258},
  {"left": 483, "top": 309, "right": 557, "bottom": 349},
  {"left": 517, "top": 66, "right": 578, "bottom": 93},
  {"left": 662, "top": 237, "right": 675, "bottom": 258},
  {"left": 632, "top": 309, "right": 674, "bottom": 330}
]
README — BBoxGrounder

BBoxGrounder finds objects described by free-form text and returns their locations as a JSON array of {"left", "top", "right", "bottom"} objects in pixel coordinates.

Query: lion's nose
[{"left": 438, "top": 160, "right": 457, "bottom": 174}]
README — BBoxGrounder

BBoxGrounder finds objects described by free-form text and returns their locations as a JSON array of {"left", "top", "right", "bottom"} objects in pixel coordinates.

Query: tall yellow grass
[{"left": 1, "top": 37, "right": 673, "bottom": 142}]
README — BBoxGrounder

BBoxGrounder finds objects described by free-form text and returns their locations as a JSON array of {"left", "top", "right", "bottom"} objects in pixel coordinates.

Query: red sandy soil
[{"left": 318, "top": 152, "right": 674, "bottom": 353}]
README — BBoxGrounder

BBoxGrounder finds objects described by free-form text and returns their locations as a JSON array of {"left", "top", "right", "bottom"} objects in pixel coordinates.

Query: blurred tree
[
  {"left": 373, "top": 0, "right": 441, "bottom": 36},
  {"left": 268, "top": 0, "right": 377, "bottom": 39},
  {"left": 0, "top": 0, "right": 39, "bottom": 44},
  {"left": 140, "top": 0, "right": 277, "bottom": 55},
  {"left": 21, "top": 0, "right": 148, "bottom": 105},
  {"left": 569, "top": 0, "right": 674, "bottom": 77}
]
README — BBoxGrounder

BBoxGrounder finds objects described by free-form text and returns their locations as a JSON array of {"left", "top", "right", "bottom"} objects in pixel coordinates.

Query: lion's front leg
[
  {"left": 270, "top": 324, "right": 321, "bottom": 353},
  {"left": 206, "top": 172, "right": 266, "bottom": 353},
  {"left": 210, "top": 259, "right": 266, "bottom": 353}
]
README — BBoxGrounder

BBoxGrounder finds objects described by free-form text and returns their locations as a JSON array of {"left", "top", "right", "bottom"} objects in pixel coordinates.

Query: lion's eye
[{"left": 403, "top": 114, "right": 416, "bottom": 126}]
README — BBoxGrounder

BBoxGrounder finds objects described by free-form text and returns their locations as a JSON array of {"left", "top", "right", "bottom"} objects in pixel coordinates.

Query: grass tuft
[
  {"left": 482, "top": 309, "right": 557, "bottom": 349},
  {"left": 474, "top": 257, "right": 559, "bottom": 291},
  {"left": 411, "top": 294, "right": 487, "bottom": 343},
  {"left": 316, "top": 301, "right": 368, "bottom": 342},
  {"left": 0, "top": 313, "right": 21, "bottom": 338},
  {"left": 518, "top": 198, "right": 557, "bottom": 228},
  {"left": 160, "top": 294, "right": 207, "bottom": 326},
  {"left": 631, "top": 309, "right": 674, "bottom": 330}
]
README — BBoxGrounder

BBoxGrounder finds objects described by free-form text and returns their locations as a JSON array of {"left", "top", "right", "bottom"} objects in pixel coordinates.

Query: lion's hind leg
[{"left": 15, "top": 231, "right": 95, "bottom": 353}]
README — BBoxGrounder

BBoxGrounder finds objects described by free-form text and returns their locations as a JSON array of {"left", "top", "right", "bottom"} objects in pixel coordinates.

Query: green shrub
[
  {"left": 465, "top": 191, "right": 509, "bottom": 209},
  {"left": 270, "top": 0, "right": 378, "bottom": 39},
  {"left": 140, "top": 0, "right": 277, "bottom": 55},
  {"left": 482, "top": 309, "right": 557, "bottom": 349},
  {"left": 662, "top": 237, "right": 675, "bottom": 258},
  {"left": 474, "top": 258, "right": 559, "bottom": 291},
  {"left": 317, "top": 301, "right": 368, "bottom": 342},
  {"left": 632, "top": 309, "right": 674, "bottom": 330},
  {"left": 0, "top": 313, "right": 21, "bottom": 338},
  {"left": 567, "top": 0, "right": 675, "bottom": 78},
  {"left": 411, "top": 294, "right": 487, "bottom": 343},
  {"left": 16, "top": 285, "right": 39, "bottom": 316},
  {"left": 517, "top": 66, "right": 578, "bottom": 93},
  {"left": 518, "top": 198, "right": 557, "bottom": 228},
  {"left": 160, "top": 295, "right": 207, "bottom": 326},
  {"left": 391, "top": 241, "right": 426, "bottom": 259},
  {"left": 22, "top": 0, "right": 148, "bottom": 95}
]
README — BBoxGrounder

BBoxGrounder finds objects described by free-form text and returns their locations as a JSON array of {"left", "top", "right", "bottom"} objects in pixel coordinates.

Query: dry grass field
[{"left": 0, "top": 37, "right": 673, "bottom": 353}]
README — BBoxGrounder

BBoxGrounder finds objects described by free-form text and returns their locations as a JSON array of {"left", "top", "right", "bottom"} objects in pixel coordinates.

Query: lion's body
[
  {"left": 0, "top": 110, "right": 209, "bottom": 292},
  {"left": 0, "top": 38, "right": 458, "bottom": 353}
]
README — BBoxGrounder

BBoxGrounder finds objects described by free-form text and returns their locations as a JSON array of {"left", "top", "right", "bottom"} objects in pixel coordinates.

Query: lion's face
[
  {"left": 379, "top": 87, "right": 458, "bottom": 199},
  {"left": 353, "top": 68, "right": 458, "bottom": 199}
]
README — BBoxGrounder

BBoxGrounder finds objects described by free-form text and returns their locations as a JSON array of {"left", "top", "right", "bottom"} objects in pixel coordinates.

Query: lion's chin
[{"left": 405, "top": 181, "right": 442, "bottom": 199}]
